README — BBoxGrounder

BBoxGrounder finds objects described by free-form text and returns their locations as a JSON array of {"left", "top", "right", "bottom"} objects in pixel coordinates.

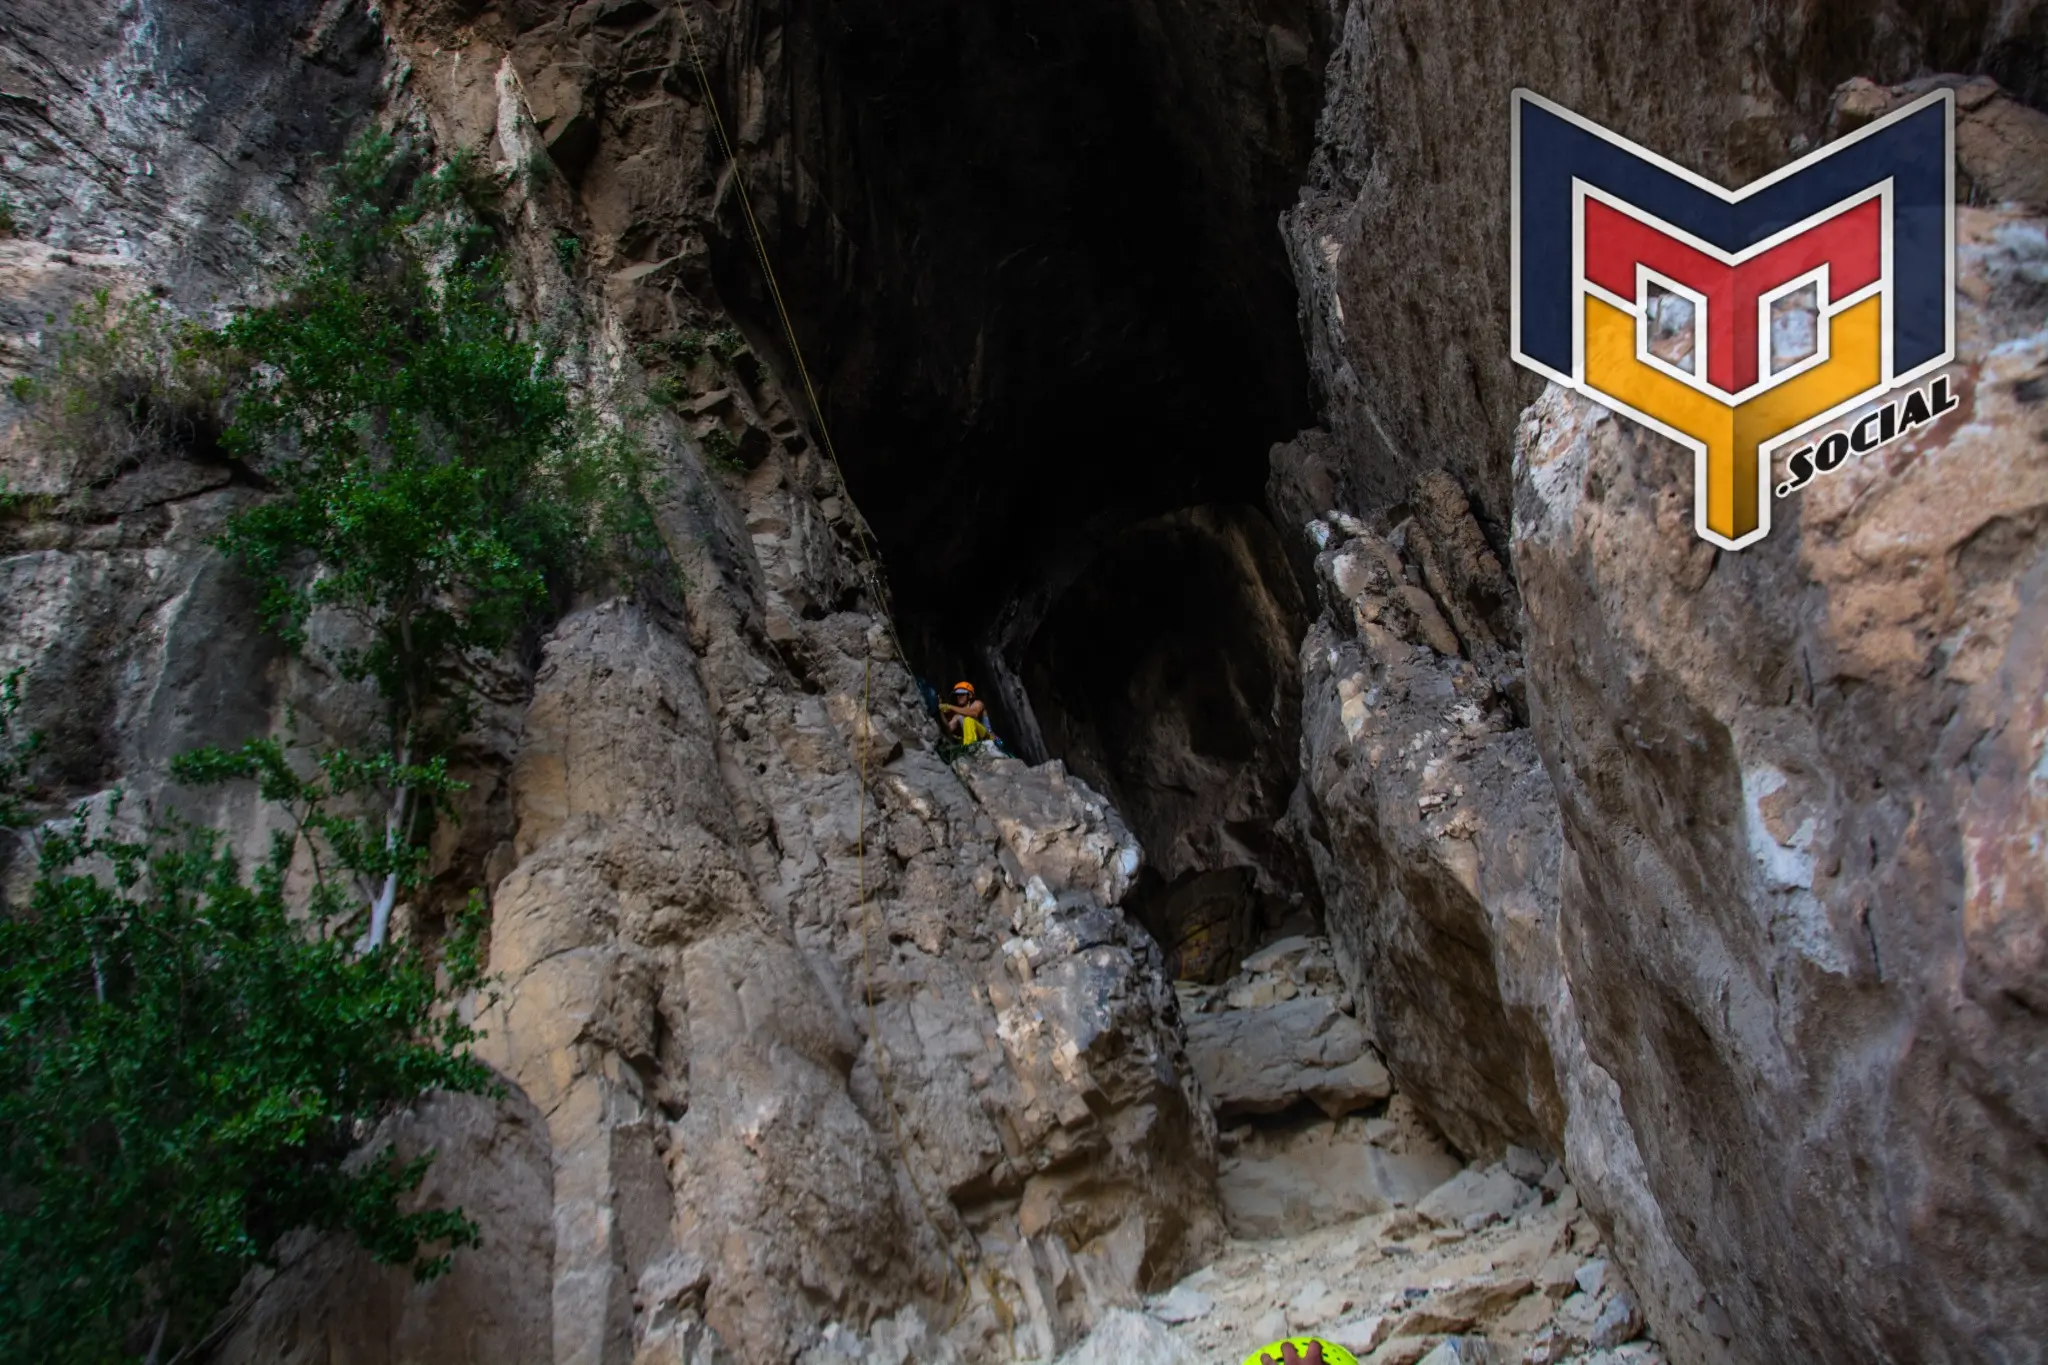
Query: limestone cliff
[
  {"left": 1277, "top": 13, "right": 2048, "bottom": 1365},
  {"left": 2, "top": 3, "right": 1225, "bottom": 1361},
  {"left": 3, "top": 1, "right": 2046, "bottom": 1363}
]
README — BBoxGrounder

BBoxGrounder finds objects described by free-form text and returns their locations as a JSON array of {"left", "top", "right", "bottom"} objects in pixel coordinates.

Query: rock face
[
  {"left": 1176, "top": 933, "right": 1457, "bottom": 1241},
  {"left": 1290, "top": 492, "right": 1566, "bottom": 1166},
  {"left": 1185, "top": 996, "right": 1391, "bottom": 1120},
  {"left": 0, "top": 0, "right": 384, "bottom": 841},
  {"left": 1283, "top": 22, "right": 2048, "bottom": 1365},
  {"left": 238, "top": 582, "right": 1227, "bottom": 1365},
  {"left": 216, "top": 1092, "right": 558, "bottom": 1365},
  {"left": 1511, "top": 201, "right": 2048, "bottom": 1362},
  {"left": 10, "top": 2, "right": 2048, "bottom": 1364},
  {"left": 1053, "top": 1309, "right": 1197, "bottom": 1365},
  {"left": 1279, "top": 0, "right": 2048, "bottom": 535},
  {"left": 1131, "top": 1140, "right": 1663, "bottom": 1365},
  {"left": 1016, "top": 503, "right": 1320, "bottom": 982},
  {"left": 2, "top": 3, "right": 1226, "bottom": 1362}
]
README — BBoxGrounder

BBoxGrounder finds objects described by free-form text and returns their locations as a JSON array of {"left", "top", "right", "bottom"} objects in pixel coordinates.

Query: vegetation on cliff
[
  {"left": 0, "top": 131, "right": 658, "bottom": 1362},
  {"left": 0, "top": 727, "right": 496, "bottom": 1362},
  {"left": 214, "top": 129, "right": 652, "bottom": 947}
]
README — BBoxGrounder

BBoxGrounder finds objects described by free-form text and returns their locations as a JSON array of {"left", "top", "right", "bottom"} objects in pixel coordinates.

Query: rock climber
[{"left": 938, "top": 680, "right": 990, "bottom": 746}]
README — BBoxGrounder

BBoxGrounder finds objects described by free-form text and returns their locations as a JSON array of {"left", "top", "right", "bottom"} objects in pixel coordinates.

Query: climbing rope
[
  {"left": 677, "top": 4, "right": 982, "bottom": 1324},
  {"left": 675, "top": 6, "right": 906, "bottom": 665}
]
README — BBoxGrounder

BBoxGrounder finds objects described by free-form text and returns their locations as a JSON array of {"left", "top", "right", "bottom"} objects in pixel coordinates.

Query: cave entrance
[
  {"left": 703, "top": 0, "right": 1335, "bottom": 979},
  {"left": 1015, "top": 504, "right": 1317, "bottom": 979}
]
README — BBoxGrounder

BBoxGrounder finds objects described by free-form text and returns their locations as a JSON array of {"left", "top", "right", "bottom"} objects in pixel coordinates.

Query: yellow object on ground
[{"left": 1242, "top": 1339, "right": 1359, "bottom": 1365}]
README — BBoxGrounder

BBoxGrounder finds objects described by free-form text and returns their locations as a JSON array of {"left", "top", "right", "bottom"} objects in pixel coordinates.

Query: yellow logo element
[{"left": 1583, "top": 291, "right": 1884, "bottom": 544}]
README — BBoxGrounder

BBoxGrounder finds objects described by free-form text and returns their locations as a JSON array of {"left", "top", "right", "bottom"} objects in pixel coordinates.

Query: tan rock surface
[
  {"left": 215, "top": 1091, "right": 558, "bottom": 1365},
  {"left": 1131, "top": 1157, "right": 1662, "bottom": 1365},
  {"left": 2, "top": 4, "right": 1227, "bottom": 1361},
  {"left": 9, "top": 0, "right": 2047, "bottom": 1362},
  {"left": 1508, "top": 203, "right": 2048, "bottom": 1363},
  {"left": 1186, "top": 995, "right": 1392, "bottom": 1120},
  {"left": 1279, "top": 20, "right": 2048, "bottom": 1361}
]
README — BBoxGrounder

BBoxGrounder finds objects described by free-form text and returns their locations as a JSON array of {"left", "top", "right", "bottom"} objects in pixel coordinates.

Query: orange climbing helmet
[{"left": 952, "top": 681, "right": 976, "bottom": 696}]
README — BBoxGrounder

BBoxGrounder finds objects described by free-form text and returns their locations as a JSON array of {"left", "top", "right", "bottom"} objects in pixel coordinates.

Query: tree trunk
[
  {"left": 364, "top": 782, "right": 410, "bottom": 950},
  {"left": 363, "top": 725, "right": 413, "bottom": 952}
]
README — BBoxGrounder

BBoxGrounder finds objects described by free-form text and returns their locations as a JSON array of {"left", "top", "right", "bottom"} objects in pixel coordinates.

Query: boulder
[
  {"left": 1832, "top": 74, "right": 2048, "bottom": 212},
  {"left": 1417, "top": 1339, "right": 1500, "bottom": 1365},
  {"left": 1503, "top": 1145, "right": 1547, "bottom": 1184},
  {"left": 960, "top": 756, "right": 1144, "bottom": 907},
  {"left": 1216, "top": 1110, "right": 1461, "bottom": 1238},
  {"left": 1591, "top": 1291, "right": 1646, "bottom": 1349},
  {"left": 1147, "top": 1284, "right": 1215, "bottom": 1325},
  {"left": 1417, "top": 1167, "right": 1534, "bottom": 1232},
  {"left": 1327, "top": 1315, "right": 1394, "bottom": 1355},
  {"left": 1054, "top": 1308, "right": 1199, "bottom": 1365},
  {"left": 1185, "top": 995, "right": 1393, "bottom": 1118}
]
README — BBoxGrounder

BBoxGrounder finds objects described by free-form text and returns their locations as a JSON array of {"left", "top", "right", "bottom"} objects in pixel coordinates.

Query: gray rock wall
[
  {"left": 1511, "top": 203, "right": 2048, "bottom": 1363},
  {"left": 1280, "top": 5, "right": 2048, "bottom": 1360},
  {"left": 0, "top": 3, "right": 1228, "bottom": 1361},
  {"left": 1282, "top": 0, "right": 2047, "bottom": 536}
]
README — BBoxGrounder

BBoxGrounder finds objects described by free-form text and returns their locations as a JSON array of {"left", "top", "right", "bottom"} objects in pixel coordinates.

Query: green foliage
[
  {"left": 636, "top": 331, "right": 704, "bottom": 370},
  {"left": 700, "top": 425, "right": 747, "bottom": 473},
  {"left": 637, "top": 323, "right": 745, "bottom": 373},
  {"left": 706, "top": 325, "right": 747, "bottom": 362},
  {"left": 169, "top": 739, "right": 463, "bottom": 932},
  {"left": 14, "top": 290, "right": 237, "bottom": 477},
  {"left": 215, "top": 130, "right": 652, "bottom": 750},
  {"left": 0, "top": 669, "right": 40, "bottom": 828},
  {"left": 645, "top": 373, "right": 686, "bottom": 411},
  {"left": 0, "top": 128, "right": 689, "bottom": 1360},
  {"left": 0, "top": 130, "right": 670, "bottom": 1359},
  {"left": 0, "top": 775, "right": 496, "bottom": 1362},
  {"left": 553, "top": 231, "right": 582, "bottom": 272},
  {"left": 0, "top": 479, "right": 55, "bottom": 523},
  {"left": 0, "top": 195, "right": 16, "bottom": 238}
]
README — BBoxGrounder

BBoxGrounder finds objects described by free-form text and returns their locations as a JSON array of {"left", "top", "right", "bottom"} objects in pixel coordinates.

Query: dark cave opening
[
  {"left": 1019, "top": 505, "right": 1317, "bottom": 974},
  {"left": 705, "top": 0, "right": 1335, "bottom": 974}
]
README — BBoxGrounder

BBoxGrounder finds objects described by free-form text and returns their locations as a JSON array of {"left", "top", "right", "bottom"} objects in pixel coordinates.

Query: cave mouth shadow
[
  {"left": 700, "top": 0, "right": 1336, "bottom": 974},
  {"left": 1011, "top": 502, "right": 1323, "bottom": 980}
]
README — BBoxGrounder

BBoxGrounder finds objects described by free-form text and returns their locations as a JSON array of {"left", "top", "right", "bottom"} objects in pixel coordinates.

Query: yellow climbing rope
[{"left": 677, "top": 4, "right": 981, "bottom": 1322}]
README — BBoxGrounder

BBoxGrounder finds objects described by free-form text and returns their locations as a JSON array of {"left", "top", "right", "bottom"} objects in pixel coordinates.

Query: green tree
[
  {"left": 0, "top": 126, "right": 660, "bottom": 1361},
  {"left": 0, "top": 670, "right": 38, "bottom": 830},
  {"left": 0, "top": 127, "right": 661, "bottom": 1362},
  {"left": 215, "top": 130, "right": 650, "bottom": 948},
  {"left": 0, "top": 721, "right": 496, "bottom": 1364},
  {"left": 4, "top": 288, "right": 236, "bottom": 496}
]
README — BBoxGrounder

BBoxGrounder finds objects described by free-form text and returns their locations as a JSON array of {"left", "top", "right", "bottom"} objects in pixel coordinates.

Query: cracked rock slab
[{"left": 1185, "top": 994, "right": 1393, "bottom": 1119}]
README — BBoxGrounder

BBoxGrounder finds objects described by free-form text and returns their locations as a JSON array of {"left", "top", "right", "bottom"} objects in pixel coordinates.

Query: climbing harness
[{"left": 678, "top": 4, "right": 985, "bottom": 1325}]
